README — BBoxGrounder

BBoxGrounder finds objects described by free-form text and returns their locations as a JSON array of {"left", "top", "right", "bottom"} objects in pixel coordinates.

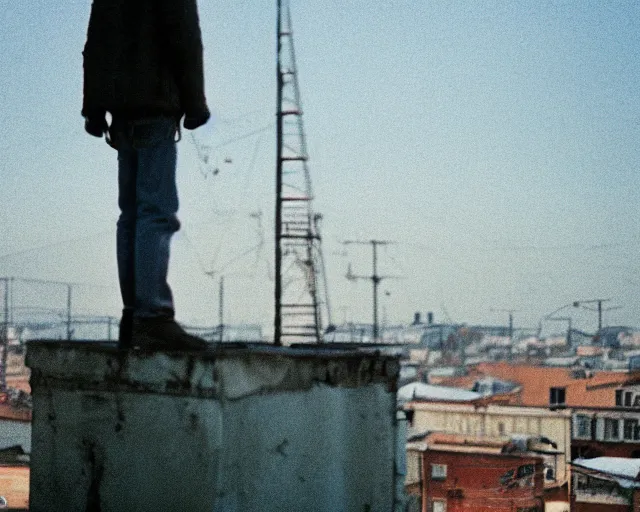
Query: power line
[
  {"left": 213, "top": 123, "right": 273, "bottom": 150},
  {"left": 216, "top": 108, "right": 272, "bottom": 126},
  {"left": 0, "top": 229, "right": 114, "bottom": 261},
  {"left": 1, "top": 276, "right": 114, "bottom": 290}
]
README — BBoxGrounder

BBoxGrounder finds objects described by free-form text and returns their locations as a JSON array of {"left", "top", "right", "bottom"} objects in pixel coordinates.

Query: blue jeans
[{"left": 110, "top": 117, "right": 180, "bottom": 319}]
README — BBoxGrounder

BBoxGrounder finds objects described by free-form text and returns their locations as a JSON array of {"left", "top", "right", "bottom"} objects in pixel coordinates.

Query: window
[
  {"left": 550, "top": 387, "right": 566, "bottom": 407},
  {"left": 500, "top": 469, "right": 515, "bottom": 486},
  {"left": 616, "top": 389, "right": 623, "bottom": 406},
  {"left": 516, "top": 464, "right": 535, "bottom": 479},
  {"left": 575, "top": 414, "right": 591, "bottom": 438},
  {"left": 446, "top": 488, "right": 463, "bottom": 498},
  {"left": 432, "top": 500, "right": 446, "bottom": 512},
  {"left": 515, "top": 464, "right": 535, "bottom": 487},
  {"left": 623, "top": 419, "right": 640, "bottom": 441},
  {"left": 545, "top": 466, "right": 555, "bottom": 481},
  {"left": 604, "top": 418, "right": 620, "bottom": 440},
  {"left": 431, "top": 463, "right": 447, "bottom": 480},
  {"left": 625, "top": 392, "right": 633, "bottom": 407}
]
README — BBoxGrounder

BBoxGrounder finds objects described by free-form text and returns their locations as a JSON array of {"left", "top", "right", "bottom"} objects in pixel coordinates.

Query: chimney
[
  {"left": 412, "top": 312, "right": 421, "bottom": 325},
  {"left": 427, "top": 312, "right": 434, "bottom": 325}
]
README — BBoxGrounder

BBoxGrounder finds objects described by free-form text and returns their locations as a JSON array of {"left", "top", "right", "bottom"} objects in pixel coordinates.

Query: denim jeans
[{"left": 110, "top": 117, "right": 180, "bottom": 319}]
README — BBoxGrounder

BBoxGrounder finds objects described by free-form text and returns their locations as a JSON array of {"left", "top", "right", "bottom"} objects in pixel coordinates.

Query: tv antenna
[{"left": 344, "top": 240, "right": 400, "bottom": 342}]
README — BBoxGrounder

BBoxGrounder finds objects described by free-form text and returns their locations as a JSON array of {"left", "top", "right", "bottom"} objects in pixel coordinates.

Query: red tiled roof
[
  {"left": 435, "top": 367, "right": 483, "bottom": 389},
  {"left": 469, "top": 362, "right": 634, "bottom": 408}
]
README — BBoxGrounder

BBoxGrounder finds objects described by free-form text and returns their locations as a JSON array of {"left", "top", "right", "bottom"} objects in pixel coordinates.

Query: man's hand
[
  {"left": 183, "top": 109, "right": 210, "bottom": 130},
  {"left": 85, "top": 116, "right": 108, "bottom": 138}
]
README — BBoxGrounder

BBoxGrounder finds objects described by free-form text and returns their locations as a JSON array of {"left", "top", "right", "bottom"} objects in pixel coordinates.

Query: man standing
[{"left": 82, "top": 0, "right": 210, "bottom": 350}]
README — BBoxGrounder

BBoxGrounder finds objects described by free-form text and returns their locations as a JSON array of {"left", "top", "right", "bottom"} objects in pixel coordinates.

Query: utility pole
[
  {"left": 490, "top": 308, "right": 516, "bottom": 338},
  {"left": 5, "top": 277, "right": 87, "bottom": 341},
  {"left": 1, "top": 278, "right": 8, "bottom": 391},
  {"left": 274, "top": 0, "right": 330, "bottom": 345},
  {"left": 573, "top": 299, "right": 621, "bottom": 332},
  {"left": 344, "top": 240, "right": 397, "bottom": 343},
  {"left": 66, "top": 284, "right": 72, "bottom": 341},
  {"left": 8, "top": 278, "right": 13, "bottom": 326},
  {"left": 219, "top": 276, "right": 224, "bottom": 343},
  {"left": 546, "top": 316, "right": 573, "bottom": 346}
]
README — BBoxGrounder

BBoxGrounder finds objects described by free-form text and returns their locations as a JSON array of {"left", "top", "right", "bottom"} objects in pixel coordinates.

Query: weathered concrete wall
[{"left": 27, "top": 342, "right": 399, "bottom": 512}]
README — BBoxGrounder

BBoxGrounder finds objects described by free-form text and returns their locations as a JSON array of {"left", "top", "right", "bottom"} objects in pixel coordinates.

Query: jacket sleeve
[
  {"left": 157, "top": 0, "right": 209, "bottom": 117},
  {"left": 81, "top": 1, "right": 106, "bottom": 119}
]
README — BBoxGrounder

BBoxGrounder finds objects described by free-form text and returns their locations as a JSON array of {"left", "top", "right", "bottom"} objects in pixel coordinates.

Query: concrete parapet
[{"left": 26, "top": 341, "right": 399, "bottom": 512}]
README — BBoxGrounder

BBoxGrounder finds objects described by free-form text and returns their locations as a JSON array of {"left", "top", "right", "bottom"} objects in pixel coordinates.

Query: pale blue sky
[{"left": 1, "top": 1, "right": 639, "bottom": 335}]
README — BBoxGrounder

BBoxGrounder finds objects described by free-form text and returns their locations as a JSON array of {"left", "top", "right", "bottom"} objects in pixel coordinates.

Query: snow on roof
[
  {"left": 544, "top": 357, "right": 579, "bottom": 367},
  {"left": 428, "top": 366, "right": 463, "bottom": 377},
  {"left": 573, "top": 457, "right": 640, "bottom": 488},
  {"left": 397, "top": 382, "right": 481, "bottom": 403}
]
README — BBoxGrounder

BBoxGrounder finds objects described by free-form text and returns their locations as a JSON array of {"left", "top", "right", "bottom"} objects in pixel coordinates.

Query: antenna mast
[
  {"left": 344, "top": 240, "right": 397, "bottom": 343},
  {"left": 274, "top": 0, "right": 329, "bottom": 345}
]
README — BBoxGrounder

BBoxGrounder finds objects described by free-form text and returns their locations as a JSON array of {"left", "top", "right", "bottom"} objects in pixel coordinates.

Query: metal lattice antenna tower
[{"left": 274, "top": 0, "right": 330, "bottom": 345}]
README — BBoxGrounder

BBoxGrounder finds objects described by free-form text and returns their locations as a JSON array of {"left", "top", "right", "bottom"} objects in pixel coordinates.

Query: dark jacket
[{"left": 82, "top": 0, "right": 208, "bottom": 121}]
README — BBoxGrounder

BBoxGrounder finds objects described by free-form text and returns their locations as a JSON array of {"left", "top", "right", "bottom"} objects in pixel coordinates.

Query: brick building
[
  {"left": 407, "top": 433, "right": 545, "bottom": 512},
  {"left": 405, "top": 400, "right": 572, "bottom": 497}
]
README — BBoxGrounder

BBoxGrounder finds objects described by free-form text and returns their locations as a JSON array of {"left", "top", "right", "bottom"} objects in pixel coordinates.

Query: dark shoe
[
  {"left": 132, "top": 317, "right": 207, "bottom": 351},
  {"left": 118, "top": 309, "right": 134, "bottom": 349}
]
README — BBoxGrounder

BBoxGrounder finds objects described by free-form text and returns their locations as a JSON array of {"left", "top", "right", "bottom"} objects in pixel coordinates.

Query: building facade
[
  {"left": 572, "top": 382, "right": 640, "bottom": 459},
  {"left": 571, "top": 457, "right": 640, "bottom": 511},
  {"left": 422, "top": 449, "right": 544, "bottom": 512},
  {"left": 407, "top": 402, "right": 572, "bottom": 485}
]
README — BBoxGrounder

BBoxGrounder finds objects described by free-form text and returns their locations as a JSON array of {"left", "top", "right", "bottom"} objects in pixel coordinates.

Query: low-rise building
[
  {"left": 571, "top": 457, "right": 640, "bottom": 511},
  {"left": 572, "top": 378, "right": 640, "bottom": 459},
  {"left": 405, "top": 400, "right": 572, "bottom": 508},
  {"left": 454, "top": 362, "right": 635, "bottom": 409},
  {"left": 407, "top": 432, "right": 546, "bottom": 512},
  {"left": 572, "top": 407, "right": 640, "bottom": 459}
]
